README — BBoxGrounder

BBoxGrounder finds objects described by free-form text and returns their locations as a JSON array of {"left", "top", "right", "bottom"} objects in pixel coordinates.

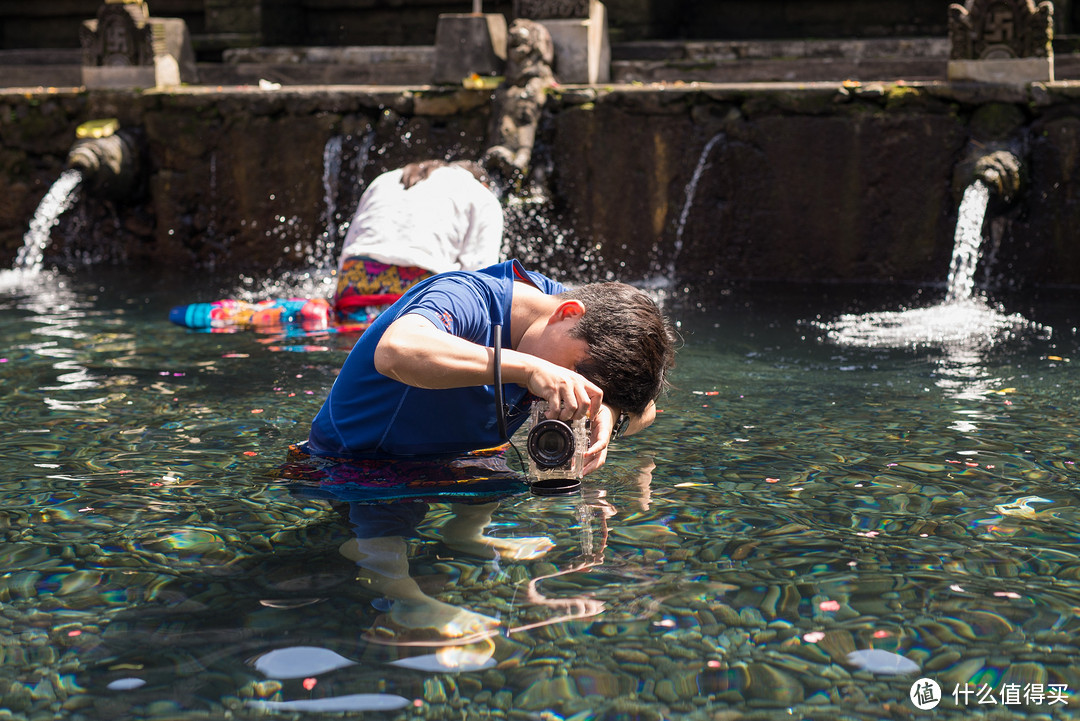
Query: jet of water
[
  {"left": 15, "top": 168, "right": 83, "bottom": 273},
  {"left": 673, "top": 132, "right": 724, "bottom": 272},
  {"left": 318, "top": 135, "right": 345, "bottom": 270},
  {"left": 945, "top": 179, "right": 991, "bottom": 304},
  {"left": 644, "top": 132, "right": 724, "bottom": 295},
  {"left": 814, "top": 179, "right": 1045, "bottom": 353}
]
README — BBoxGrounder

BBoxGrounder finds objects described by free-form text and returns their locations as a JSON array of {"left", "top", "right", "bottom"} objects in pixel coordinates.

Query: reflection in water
[
  {"left": 294, "top": 454, "right": 660, "bottom": 651},
  {"left": 3, "top": 271, "right": 1080, "bottom": 718},
  {"left": 510, "top": 496, "right": 613, "bottom": 633},
  {"left": 247, "top": 692, "right": 411, "bottom": 712},
  {"left": 340, "top": 503, "right": 509, "bottom": 648},
  {"left": 816, "top": 298, "right": 1045, "bottom": 433}
]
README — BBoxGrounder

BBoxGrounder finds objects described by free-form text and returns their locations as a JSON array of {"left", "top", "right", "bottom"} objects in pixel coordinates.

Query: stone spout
[
  {"left": 954, "top": 145, "right": 1024, "bottom": 204},
  {"left": 972, "top": 149, "right": 1023, "bottom": 202},
  {"left": 65, "top": 120, "right": 143, "bottom": 201}
]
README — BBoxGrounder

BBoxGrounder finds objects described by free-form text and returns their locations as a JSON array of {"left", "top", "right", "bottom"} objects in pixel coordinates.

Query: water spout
[
  {"left": 814, "top": 153, "right": 1043, "bottom": 354},
  {"left": 944, "top": 180, "right": 991, "bottom": 304},
  {"left": 65, "top": 119, "right": 143, "bottom": 201},
  {"left": 971, "top": 149, "right": 1023, "bottom": 203},
  {"left": 672, "top": 132, "right": 724, "bottom": 276}
]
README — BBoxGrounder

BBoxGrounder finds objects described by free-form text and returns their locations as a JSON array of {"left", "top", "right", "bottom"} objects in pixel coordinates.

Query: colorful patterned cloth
[
  {"left": 334, "top": 258, "right": 434, "bottom": 322},
  {"left": 169, "top": 297, "right": 331, "bottom": 332}
]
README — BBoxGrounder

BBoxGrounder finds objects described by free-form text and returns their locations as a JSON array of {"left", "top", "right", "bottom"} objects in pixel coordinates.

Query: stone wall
[
  {"left": 540, "top": 82, "right": 1080, "bottom": 291},
  {"left": 3, "top": 81, "right": 1080, "bottom": 291}
]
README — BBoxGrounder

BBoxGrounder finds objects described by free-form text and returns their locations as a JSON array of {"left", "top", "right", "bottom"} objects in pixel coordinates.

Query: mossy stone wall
[{"left": 3, "top": 81, "right": 1080, "bottom": 290}]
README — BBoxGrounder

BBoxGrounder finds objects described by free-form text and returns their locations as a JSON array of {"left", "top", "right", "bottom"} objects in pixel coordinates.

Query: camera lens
[{"left": 527, "top": 419, "right": 575, "bottom": 469}]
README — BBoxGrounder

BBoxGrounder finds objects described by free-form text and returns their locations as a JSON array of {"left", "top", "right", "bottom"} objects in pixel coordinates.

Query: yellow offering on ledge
[{"left": 462, "top": 74, "right": 503, "bottom": 90}]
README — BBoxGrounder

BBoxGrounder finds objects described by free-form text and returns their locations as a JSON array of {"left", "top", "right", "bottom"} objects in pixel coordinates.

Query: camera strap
[{"left": 493, "top": 323, "right": 508, "bottom": 441}]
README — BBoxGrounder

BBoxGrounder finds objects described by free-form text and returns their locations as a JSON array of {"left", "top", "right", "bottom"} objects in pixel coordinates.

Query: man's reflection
[
  {"left": 279, "top": 448, "right": 657, "bottom": 646},
  {"left": 280, "top": 446, "right": 543, "bottom": 645},
  {"left": 338, "top": 499, "right": 553, "bottom": 645}
]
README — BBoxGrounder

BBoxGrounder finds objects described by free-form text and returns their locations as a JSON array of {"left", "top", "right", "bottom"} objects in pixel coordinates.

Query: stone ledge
[
  {"left": 222, "top": 45, "right": 436, "bottom": 65},
  {"left": 948, "top": 57, "right": 1054, "bottom": 84},
  {"left": 5, "top": 44, "right": 1080, "bottom": 89},
  {"left": 613, "top": 37, "right": 950, "bottom": 62},
  {"left": 611, "top": 57, "right": 948, "bottom": 84}
]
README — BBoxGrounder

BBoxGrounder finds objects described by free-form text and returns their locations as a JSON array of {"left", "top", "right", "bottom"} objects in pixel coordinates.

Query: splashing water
[
  {"left": 14, "top": 169, "right": 83, "bottom": 274},
  {"left": 945, "top": 180, "right": 990, "bottom": 303},
  {"left": 815, "top": 180, "right": 1046, "bottom": 351},
  {"left": 672, "top": 133, "right": 724, "bottom": 273},
  {"left": 502, "top": 196, "right": 602, "bottom": 285},
  {"left": 818, "top": 298, "right": 1042, "bottom": 351},
  {"left": 317, "top": 135, "right": 345, "bottom": 270},
  {"left": 639, "top": 133, "right": 724, "bottom": 300}
]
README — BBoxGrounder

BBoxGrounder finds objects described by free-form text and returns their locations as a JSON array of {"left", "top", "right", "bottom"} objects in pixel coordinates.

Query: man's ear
[{"left": 549, "top": 299, "right": 585, "bottom": 323}]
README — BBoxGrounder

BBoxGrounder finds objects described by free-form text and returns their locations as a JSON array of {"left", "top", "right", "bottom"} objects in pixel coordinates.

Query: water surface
[{"left": 1, "top": 268, "right": 1078, "bottom": 720}]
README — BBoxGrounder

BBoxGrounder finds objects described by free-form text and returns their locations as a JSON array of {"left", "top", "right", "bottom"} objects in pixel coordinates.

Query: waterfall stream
[
  {"left": 815, "top": 180, "right": 1044, "bottom": 351},
  {"left": 945, "top": 180, "right": 991, "bottom": 304},
  {"left": 672, "top": 132, "right": 724, "bottom": 275},
  {"left": 13, "top": 168, "right": 83, "bottom": 274},
  {"left": 639, "top": 132, "right": 724, "bottom": 298}
]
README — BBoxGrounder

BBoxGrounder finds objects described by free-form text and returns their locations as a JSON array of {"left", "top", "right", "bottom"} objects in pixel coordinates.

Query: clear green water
[{"left": 2, "top": 268, "right": 1079, "bottom": 720}]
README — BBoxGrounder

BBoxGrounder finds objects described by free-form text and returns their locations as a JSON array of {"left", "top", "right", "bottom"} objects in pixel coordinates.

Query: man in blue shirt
[{"left": 306, "top": 259, "right": 675, "bottom": 475}]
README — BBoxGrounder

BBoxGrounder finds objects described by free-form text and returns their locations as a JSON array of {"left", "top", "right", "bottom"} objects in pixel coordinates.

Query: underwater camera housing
[{"left": 526, "top": 401, "right": 588, "bottom": 491}]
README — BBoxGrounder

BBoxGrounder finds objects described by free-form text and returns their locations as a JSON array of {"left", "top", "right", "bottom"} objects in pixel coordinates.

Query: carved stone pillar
[
  {"left": 513, "top": 0, "right": 609, "bottom": 84},
  {"left": 80, "top": 0, "right": 197, "bottom": 89},
  {"left": 947, "top": 0, "right": 1054, "bottom": 82},
  {"left": 482, "top": 18, "right": 556, "bottom": 194}
]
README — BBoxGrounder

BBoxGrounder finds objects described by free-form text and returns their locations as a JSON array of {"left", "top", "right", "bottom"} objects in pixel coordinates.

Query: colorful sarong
[{"left": 334, "top": 258, "right": 434, "bottom": 322}]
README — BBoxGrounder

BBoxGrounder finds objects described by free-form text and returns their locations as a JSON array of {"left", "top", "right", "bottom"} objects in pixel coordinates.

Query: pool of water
[{"left": 1, "top": 267, "right": 1079, "bottom": 720}]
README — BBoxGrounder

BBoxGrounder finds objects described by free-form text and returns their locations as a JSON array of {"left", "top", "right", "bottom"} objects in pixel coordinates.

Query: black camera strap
[{"left": 493, "top": 323, "right": 508, "bottom": 441}]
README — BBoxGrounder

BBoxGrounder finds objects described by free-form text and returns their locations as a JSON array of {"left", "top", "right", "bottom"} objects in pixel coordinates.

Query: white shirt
[{"left": 338, "top": 165, "right": 503, "bottom": 275}]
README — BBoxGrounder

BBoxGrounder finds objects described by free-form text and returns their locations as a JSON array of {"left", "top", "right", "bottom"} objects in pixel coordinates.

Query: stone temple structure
[
  {"left": 80, "top": 0, "right": 197, "bottom": 89},
  {"left": 948, "top": 0, "right": 1055, "bottom": 82},
  {"left": 515, "top": 0, "right": 610, "bottom": 84}
]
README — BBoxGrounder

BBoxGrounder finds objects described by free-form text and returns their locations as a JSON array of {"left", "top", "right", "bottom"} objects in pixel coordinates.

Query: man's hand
[
  {"left": 581, "top": 404, "right": 616, "bottom": 475},
  {"left": 522, "top": 359, "right": 602, "bottom": 424}
]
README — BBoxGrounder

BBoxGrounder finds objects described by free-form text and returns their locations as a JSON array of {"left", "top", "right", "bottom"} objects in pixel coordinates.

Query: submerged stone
[{"left": 845, "top": 649, "right": 920, "bottom": 675}]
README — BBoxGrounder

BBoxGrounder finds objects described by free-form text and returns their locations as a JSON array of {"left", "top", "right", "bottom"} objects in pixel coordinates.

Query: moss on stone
[
  {"left": 884, "top": 83, "right": 924, "bottom": 110},
  {"left": 969, "top": 102, "right": 1027, "bottom": 142}
]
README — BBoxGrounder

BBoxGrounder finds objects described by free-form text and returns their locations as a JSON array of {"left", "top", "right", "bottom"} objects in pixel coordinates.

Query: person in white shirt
[{"left": 334, "top": 159, "right": 504, "bottom": 325}]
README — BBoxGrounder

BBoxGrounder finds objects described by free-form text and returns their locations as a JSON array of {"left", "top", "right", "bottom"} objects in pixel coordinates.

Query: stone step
[{"left": 5, "top": 38, "right": 1080, "bottom": 89}]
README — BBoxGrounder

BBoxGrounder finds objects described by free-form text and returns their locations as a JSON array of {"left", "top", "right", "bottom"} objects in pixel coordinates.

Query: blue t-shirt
[{"left": 307, "top": 260, "right": 566, "bottom": 458}]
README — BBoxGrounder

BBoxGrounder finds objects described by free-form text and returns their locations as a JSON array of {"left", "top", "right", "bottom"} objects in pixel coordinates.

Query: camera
[{"left": 526, "top": 400, "right": 589, "bottom": 482}]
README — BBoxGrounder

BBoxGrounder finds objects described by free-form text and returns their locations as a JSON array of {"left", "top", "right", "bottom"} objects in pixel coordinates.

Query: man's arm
[{"left": 374, "top": 313, "right": 602, "bottom": 423}]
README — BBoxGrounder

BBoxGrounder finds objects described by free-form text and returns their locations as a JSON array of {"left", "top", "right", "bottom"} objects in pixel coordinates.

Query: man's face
[
  {"left": 517, "top": 300, "right": 591, "bottom": 373},
  {"left": 536, "top": 333, "right": 590, "bottom": 373}
]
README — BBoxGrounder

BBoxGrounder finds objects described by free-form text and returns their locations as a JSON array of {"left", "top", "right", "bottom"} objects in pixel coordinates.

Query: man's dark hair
[
  {"left": 400, "top": 159, "right": 490, "bottom": 189},
  {"left": 561, "top": 282, "right": 676, "bottom": 415},
  {"left": 400, "top": 159, "right": 448, "bottom": 189},
  {"left": 451, "top": 160, "right": 490, "bottom": 186}
]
